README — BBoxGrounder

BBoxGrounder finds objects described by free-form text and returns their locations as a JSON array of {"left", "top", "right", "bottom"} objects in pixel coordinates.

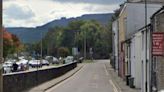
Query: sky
[{"left": 3, "top": 0, "right": 125, "bottom": 27}]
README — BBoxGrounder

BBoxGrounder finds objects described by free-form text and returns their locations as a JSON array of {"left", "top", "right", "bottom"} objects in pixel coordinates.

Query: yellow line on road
[
  {"left": 109, "top": 80, "right": 119, "bottom": 92},
  {"left": 114, "top": 80, "right": 122, "bottom": 92}
]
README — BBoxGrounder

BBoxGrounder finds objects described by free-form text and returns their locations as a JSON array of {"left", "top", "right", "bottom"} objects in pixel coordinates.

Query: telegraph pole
[
  {"left": 0, "top": 0, "right": 3, "bottom": 92},
  {"left": 144, "top": 0, "right": 148, "bottom": 92}
]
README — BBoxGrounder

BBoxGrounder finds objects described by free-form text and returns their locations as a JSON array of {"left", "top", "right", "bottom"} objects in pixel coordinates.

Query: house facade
[
  {"left": 116, "top": 2, "right": 162, "bottom": 91},
  {"left": 118, "top": 6, "right": 127, "bottom": 78},
  {"left": 112, "top": 20, "right": 119, "bottom": 72},
  {"left": 151, "top": 6, "right": 164, "bottom": 92}
]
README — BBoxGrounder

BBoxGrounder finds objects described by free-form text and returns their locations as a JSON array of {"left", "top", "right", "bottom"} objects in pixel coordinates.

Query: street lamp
[{"left": 84, "top": 30, "right": 86, "bottom": 60}]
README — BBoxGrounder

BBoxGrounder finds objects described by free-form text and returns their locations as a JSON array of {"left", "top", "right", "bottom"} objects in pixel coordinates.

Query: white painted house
[{"left": 130, "top": 26, "right": 151, "bottom": 92}]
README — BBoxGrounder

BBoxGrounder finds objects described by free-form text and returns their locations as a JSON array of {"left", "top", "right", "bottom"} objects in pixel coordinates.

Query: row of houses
[{"left": 112, "top": 0, "right": 164, "bottom": 92}]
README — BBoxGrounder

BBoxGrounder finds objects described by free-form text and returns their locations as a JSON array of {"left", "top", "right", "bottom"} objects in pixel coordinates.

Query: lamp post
[
  {"left": 74, "top": 30, "right": 79, "bottom": 58},
  {"left": 40, "top": 32, "right": 43, "bottom": 68},
  {"left": 84, "top": 30, "right": 86, "bottom": 60},
  {"left": 0, "top": 0, "right": 3, "bottom": 92}
]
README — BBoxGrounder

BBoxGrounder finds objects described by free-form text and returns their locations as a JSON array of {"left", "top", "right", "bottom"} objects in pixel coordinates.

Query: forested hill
[{"left": 6, "top": 13, "right": 113, "bottom": 43}]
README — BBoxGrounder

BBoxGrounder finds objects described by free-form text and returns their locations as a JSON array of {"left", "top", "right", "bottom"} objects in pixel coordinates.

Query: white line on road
[{"left": 109, "top": 80, "right": 119, "bottom": 92}]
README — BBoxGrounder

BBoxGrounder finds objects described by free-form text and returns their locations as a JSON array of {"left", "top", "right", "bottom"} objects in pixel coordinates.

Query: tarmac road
[{"left": 46, "top": 60, "right": 118, "bottom": 92}]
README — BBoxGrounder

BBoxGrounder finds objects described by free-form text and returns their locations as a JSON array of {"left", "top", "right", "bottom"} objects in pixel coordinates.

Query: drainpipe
[
  {"left": 150, "top": 22, "right": 153, "bottom": 92},
  {"left": 118, "top": 20, "right": 120, "bottom": 76}
]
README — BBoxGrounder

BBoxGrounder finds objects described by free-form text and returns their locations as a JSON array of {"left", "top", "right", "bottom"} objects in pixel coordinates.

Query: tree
[
  {"left": 3, "top": 28, "right": 23, "bottom": 58},
  {"left": 75, "top": 20, "right": 112, "bottom": 58},
  {"left": 38, "top": 20, "right": 112, "bottom": 59},
  {"left": 58, "top": 47, "right": 70, "bottom": 57}
]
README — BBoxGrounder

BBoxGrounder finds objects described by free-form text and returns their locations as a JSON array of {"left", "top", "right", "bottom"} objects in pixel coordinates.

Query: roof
[
  {"left": 119, "top": 2, "right": 163, "bottom": 17},
  {"left": 151, "top": 6, "right": 164, "bottom": 19}
]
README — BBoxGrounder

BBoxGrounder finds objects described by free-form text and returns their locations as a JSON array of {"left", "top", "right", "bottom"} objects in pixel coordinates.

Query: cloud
[
  {"left": 3, "top": 0, "right": 11, "bottom": 2},
  {"left": 83, "top": 4, "right": 119, "bottom": 13},
  {"left": 3, "top": 3, "right": 35, "bottom": 20},
  {"left": 3, "top": 0, "right": 123, "bottom": 27},
  {"left": 53, "top": 0, "right": 124, "bottom": 5}
]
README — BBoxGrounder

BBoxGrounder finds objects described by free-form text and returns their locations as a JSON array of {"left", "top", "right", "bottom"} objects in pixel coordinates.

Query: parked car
[
  {"left": 29, "top": 60, "right": 42, "bottom": 68},
  {"left": 18, "top": 56, "right": 25, "bottom": 60},
  {"left": 52, "top": 57, "right": 59, "bottom": 64},
  {"left": 79, "top": 57, "right": 84, "bottom": 63},
  {"left": 64, "top": 56, "right": 74, "bottom": 64},
  {"left": 16, "top": 59, "right": 29, "bottom": 71},
  {"left": 41, "top": 59, "right": 49, "bottom": 66},
  {"left": 45, "top": 56, "right": 59, "bottom": 64},
  {"left": 3, "top": 61, "right": 13, "bottom": 73}
]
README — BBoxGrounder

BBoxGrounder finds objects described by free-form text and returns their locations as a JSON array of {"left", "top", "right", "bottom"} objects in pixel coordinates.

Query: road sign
[
  {"left": 72, "top": 47, "right": 78, "bottom": 56},
  {"left": 152, "top": 32, "right": 164, "bottom": 56},
  {"left": 89, "top": 48, "right": 93, "bottom": 55}
]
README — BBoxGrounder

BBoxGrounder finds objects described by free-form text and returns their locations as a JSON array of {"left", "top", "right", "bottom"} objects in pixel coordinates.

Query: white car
[
  {"left": 41, "top": 59, "right": 49, "bottom": 66},
  {"left": 52, "top": 57, "right": 59, "bottom": 64},
  {"left": 45, "top": 56, "right": 59, "bottom": 64},
  {"left": 16, "top": 59, "right": 29, "bottom": 71},
  {"left": 3, "top": 61, "right": 13, "bottom": 73},
  {"left": 29, "top": 60, "right": 42, "bottom": 68},
  {"left": 64, "top": 56, "right": 74, "bottom": 64}
]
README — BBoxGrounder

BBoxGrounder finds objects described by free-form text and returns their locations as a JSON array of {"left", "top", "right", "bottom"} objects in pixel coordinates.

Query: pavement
[
  {"left": 26, "top": 60, "right": 141, "bottom": 92},
  {"left": 105, "top": 61, "right": 141, "bottom": 92}
]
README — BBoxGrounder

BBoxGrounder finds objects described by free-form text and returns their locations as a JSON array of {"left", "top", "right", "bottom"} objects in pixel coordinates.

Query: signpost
[{"left": 152, "top": 32, "right": 164, "bottom": 56}]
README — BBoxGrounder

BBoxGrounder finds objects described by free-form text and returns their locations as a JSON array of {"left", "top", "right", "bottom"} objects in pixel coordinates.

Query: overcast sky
[{"left": 3, "top": 0, "right": 125, "bottom": 27}]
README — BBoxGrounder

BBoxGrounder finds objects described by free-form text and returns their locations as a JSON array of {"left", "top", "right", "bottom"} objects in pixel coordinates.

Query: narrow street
[{"left": 46, "top": 60, "right": 117, "bottom": 92}]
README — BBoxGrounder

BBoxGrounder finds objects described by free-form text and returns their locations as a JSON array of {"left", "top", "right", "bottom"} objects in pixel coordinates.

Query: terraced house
[
  {"left": 112, "top": 0, "right": 164, "bottom": 92},
  {"left": 151, "top": 7, "right": 164, "bottom": 91}
]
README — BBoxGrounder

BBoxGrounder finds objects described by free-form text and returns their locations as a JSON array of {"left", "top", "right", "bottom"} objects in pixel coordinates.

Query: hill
[{"left": 7, "top": 13, "right": 113, "bottom": 43}]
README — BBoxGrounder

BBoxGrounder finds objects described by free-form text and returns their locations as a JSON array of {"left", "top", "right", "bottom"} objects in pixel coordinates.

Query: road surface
[{"left": 46, "top": 60, "right": 117, "bottom": 92}]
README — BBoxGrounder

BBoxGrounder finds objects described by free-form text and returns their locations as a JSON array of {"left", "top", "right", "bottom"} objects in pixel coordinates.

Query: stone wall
[
  {"left": 153, "top": 9, "right": 164, "bottom": 91},
  {"left": 3, "top": 62, "right": 77, "bottom": 92}
]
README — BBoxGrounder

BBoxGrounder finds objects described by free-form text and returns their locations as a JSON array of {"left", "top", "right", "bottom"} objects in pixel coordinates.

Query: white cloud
[
  {"left": 83, "top": 4, "right": 119, "bottom": 13},
  {"left": 52, "top": 0, "right": 124, "bottom": 5},
  {"left": 3, "top": 0, "right": 121, "bottom": 27},
  {"left": 3, "top": 3, "right": 35, "bottom": 20}
]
